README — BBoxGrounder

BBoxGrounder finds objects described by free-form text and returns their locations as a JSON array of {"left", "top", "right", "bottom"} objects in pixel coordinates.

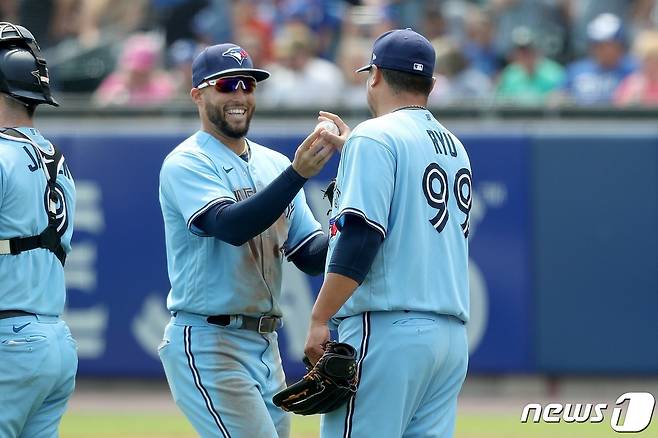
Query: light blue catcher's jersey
[
  {"left": 328, "top": 108, "right": 472, "bottom": 322},
  {"left": 0, "top": 127, "right": 75, "bottom": 315},
  {"left": 159, "top": 131, "right": 322, "bottom": 317}
]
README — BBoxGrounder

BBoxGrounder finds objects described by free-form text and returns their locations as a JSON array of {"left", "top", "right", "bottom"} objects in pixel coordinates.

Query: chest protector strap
[{"left": 0, "top": 128, "right": 67, "bottom": 266}]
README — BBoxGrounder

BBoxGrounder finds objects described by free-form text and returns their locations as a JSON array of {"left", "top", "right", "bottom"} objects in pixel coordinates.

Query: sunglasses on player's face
[{"left": 198, "top": 76, "right": 257, "bottom": 94}]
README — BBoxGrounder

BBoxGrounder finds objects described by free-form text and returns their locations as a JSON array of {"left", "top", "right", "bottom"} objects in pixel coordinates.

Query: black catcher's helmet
[{"left": 0, "top": 22, "right": 58, "bottom": 107}]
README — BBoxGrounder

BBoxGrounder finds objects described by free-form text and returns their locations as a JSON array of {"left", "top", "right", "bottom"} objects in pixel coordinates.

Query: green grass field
[{"left": 60, "top": 411, "right": 657, "bottom": 438}]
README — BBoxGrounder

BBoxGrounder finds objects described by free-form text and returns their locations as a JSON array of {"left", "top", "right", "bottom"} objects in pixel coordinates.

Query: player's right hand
[
  {"left": 292, "top": 129, "right": 335, "bottom": 178},
  {"left": 317, "top": 111, "right": 351, "bottom": 152}
]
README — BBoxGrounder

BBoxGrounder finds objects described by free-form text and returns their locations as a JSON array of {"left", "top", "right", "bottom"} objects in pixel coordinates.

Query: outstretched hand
[
  {"left": 317, "top": 111, "right": 351, "bottom": 152},
  {"left": 292, "top": 129, "right": 336, "bottom": 178}
]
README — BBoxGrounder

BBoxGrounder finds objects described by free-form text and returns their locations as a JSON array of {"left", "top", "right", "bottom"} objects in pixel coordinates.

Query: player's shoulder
[
  {"left": 161, "top": 132, "right": 216, "bottom": 174},
  {"left": 347, "top": 114, "right": 404, "bottom": 154},
  {"left": 164, "top": 131, "right": 212, "bottom": 162},
  {"left": 351, "top": 115, "right": 392, "bottom": 138},
  {"left": 0, "top": 136, "right": 17, "bottom": 160},
  {"left": 0, "top": 129, "right": 38, "bottom": 165},
  {"left": 0, "top": 129, "right": 29, "bottom": 148}
]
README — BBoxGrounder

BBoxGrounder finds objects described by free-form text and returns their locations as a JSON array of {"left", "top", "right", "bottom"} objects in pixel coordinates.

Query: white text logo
[{"left": 521, "top": 392, "right": 655, "bottom": 433}]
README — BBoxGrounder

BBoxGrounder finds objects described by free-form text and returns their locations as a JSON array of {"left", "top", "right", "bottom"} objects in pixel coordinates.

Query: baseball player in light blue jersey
[
  {"left": 0, "top": 23, "right": 78, "bottom": 438},
  {"left": 158, "top": 43, "right": 335, "bottom": 438},
  {"left": 305, "top": 29, "right": 472, "bottom": 437}
]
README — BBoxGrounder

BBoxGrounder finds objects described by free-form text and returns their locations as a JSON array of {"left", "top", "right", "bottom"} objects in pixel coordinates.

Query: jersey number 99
[{"left": 422, "top": 164, "right": 472, "bottom": 237}]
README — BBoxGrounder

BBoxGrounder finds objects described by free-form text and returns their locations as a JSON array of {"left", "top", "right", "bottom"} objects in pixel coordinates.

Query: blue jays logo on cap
[
  {"left": 222, "top": 47, "right": 249, "bottom": 66},
  {"left": 356, "top": 28, "right": 435, "bottom": 78},
  {"left": 192, "top": 43, "right": 270, "bottom": 88}
]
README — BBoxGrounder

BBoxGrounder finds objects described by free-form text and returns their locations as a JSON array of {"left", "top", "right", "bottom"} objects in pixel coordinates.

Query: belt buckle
[
  {"left": 257, "top": 316, "right": 277, "bottom": 334},
  {"left": 0, "top": 240, "right": 10, "bottom": 255}
]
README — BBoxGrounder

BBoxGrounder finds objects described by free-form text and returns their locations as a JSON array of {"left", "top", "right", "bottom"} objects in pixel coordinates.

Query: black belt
[
  {"left": 0, "top": 310, "right": 34, "bottom": 320},
  {"left": 206, "top": 314, "right": 281, "bottom": 333}
]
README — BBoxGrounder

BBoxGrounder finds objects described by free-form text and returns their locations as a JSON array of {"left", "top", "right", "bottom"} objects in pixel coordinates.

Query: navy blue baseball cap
[
  {"left": 191, "top": 43, "right": 270, "bottom": 88},
  {"left": 356, "top": 28, "right": 435, "bottom": 78}
]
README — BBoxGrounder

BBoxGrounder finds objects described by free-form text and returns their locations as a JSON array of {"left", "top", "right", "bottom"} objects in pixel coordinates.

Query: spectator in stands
[
  {"left": 489, "top": 0, "right": 569, "bottom": 63},
  {"left": 429, "top": 38, "right": 493, "bottom": 105},
  {"left": 259, "top": 22, "right": 343, "bottom": 108},
  {"left": 272, "top": 0, "right": 345, "bottom": 60},
  {"left": 462, "top": 8, "right": 503, "bottom": 77},
  {"left": 152, "top": 0, "right": 216, "bottom": 48},
  {"left": 566, "top": 0, "right": 647, "bottom": 58},
  {"left": 339, "top": 2, "right": 394, "bottom": 43},
  {"left": 629, "top": 0, "right": 658, "bottom": 32},
  {"left": 231, "top": 0, "right": 273, "bottom": 65},
  {"left": 49, "top": 0, "right": 148, "bottom": 48},
  {"left": 385, "top": 0, "right": 427, "bottom": 30},
  {"left": 167, "top": 39, "right": 200, "bottom": 96},
  {"left": 561, "top": 13, "right": 638, "bottom": 105},
  {"left": 614, "top": 30, "right": 658, "bottom": 105},
  {"left": 193, "top": 0, "right": 236, "bottom": 45},
  {"left": 495, "top": 26, "right": 565, "bottom": 104},
  {"left": 336, "top": 38, "right": 370, "bottom": 108},
  {"left": 235, "top": 30, "right": 270, "bottom": 73},
  {"left": 93, "top": 34, "right": 176, "bottom": 107}
]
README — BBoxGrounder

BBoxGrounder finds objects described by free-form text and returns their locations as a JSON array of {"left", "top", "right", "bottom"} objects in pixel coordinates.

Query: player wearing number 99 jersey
[
  {"left": 328, "top": 106, "right": 471, "bottom": 321},
  {"left": 304, "top": 29, "right": 471, "bottom": 438}
]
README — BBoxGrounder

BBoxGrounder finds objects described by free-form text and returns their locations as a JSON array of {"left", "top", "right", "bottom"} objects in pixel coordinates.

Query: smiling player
[{"left": 158, "top": 43, "right": 335, "bottom": 438}]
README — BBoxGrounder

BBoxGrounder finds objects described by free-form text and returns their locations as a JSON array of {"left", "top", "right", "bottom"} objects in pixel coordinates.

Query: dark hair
[{"left": 380, "top": 68, "right": 434, "bottom": 96}]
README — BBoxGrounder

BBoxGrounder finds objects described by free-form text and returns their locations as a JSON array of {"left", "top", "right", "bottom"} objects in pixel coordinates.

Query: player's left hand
[
  {"left": 317, "top": 111, "right": 351, "bottom": 152},
  {"left": 304, "top": 320, "right": 331, "bottom": 365}
]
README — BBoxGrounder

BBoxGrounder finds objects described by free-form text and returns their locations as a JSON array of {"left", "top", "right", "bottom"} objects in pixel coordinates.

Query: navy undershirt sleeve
[
  {"left": 193, "top": 165, "right": 306, "bottom": 246},
  {"left": 327, "top": 214, "right": 384, "bottom": 284},
  {"left": 288, "top": 233, "right": 328, "bottom": 276}
]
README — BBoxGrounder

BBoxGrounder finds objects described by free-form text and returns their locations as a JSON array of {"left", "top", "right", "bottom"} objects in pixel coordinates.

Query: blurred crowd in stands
[{"left": 4, "top": 0, "right": 658, "bottom": 108}]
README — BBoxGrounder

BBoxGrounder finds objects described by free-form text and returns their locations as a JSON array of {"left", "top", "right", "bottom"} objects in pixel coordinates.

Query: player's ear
[
  {"left": 430, "top": 76, "right": 436, "bottom": 93},
  {"left": 369, "top": 66, "right": 380, "bottom": 88},
  {"left": 190, "top": 87, "right": 202, "bottom": 105}
]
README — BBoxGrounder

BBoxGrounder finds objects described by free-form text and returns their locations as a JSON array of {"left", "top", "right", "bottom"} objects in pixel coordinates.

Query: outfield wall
[{"left": 42, "top": 120, "right": 657, "bottom": 378}]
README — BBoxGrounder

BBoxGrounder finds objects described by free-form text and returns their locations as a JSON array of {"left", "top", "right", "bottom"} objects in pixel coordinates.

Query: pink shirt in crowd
[{"left": 614, "top": 73, "right": 658, "bottom": 105}]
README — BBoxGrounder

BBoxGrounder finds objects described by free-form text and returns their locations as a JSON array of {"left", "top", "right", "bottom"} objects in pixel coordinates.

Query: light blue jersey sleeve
[
  {"left": 160, "top": 151, "right": 236, "bottom": 236},
  {"left": 284, "top": 187, "right": 323, "bottom": 258},
  {"left": 335, "top": 136, "right": 396, "bottom": 238}
]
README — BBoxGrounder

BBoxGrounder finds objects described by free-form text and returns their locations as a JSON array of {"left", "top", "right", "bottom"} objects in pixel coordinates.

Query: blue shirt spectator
[
  {"left": 563, "top": 55, "right": 637, "bottom": 104},
  {"left": 562, "top": 13, "right": 638, "bottom": 104},
  {"left": 568, "top": 0, "right": 633, "bottom": 57},
  {"left": 271, "top": 0, "right": 345, "bottom": 60},
  {"left": 462, "top": 9, "right": 502, "bottom": 77}
]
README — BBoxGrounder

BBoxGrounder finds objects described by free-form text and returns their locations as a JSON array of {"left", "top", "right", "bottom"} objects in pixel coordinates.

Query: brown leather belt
[{"left": 206, "top": 314, "right": 281, "bottom": 333}]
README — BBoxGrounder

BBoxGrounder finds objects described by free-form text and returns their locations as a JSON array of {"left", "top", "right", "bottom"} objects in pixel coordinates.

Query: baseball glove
[{"left": 272, "top": 342, "right": 358, "bottom": 415}]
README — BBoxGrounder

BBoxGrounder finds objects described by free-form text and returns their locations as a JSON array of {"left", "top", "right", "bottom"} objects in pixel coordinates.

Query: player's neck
[
  {"left": 203, "top": 123, "right": 247, "bottom": 155},
  {"left": 376, "top": 96, "right": 428, "bottom": 117},
  {"left": 0, "top": 102, "right": 34, "bottom": 128}
]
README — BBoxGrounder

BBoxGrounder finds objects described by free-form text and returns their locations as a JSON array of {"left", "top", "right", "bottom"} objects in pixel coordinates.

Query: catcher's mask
[{"left": 0, "top": 22, "right": 58, "bottom": 107}]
